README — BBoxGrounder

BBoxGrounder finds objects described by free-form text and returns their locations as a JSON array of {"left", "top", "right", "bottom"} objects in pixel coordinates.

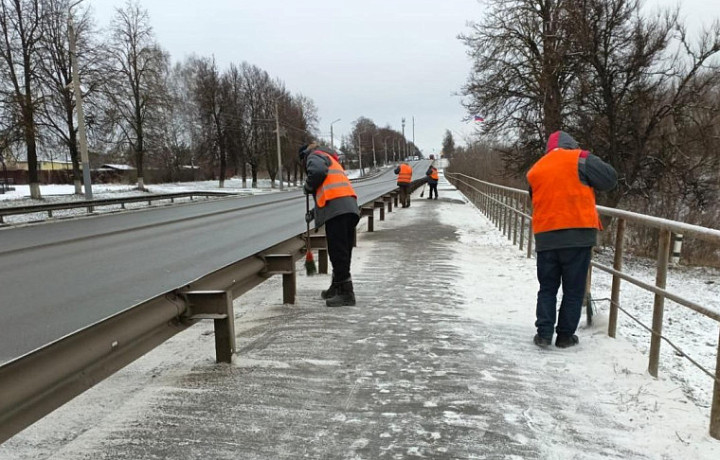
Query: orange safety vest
[
  {"left": 429, "top": 167, "right": 439, "bottom": 180},
  {"left": 397, "top": 163, "right": 412, "bottom": 184},
  {"left": 526, "top": 149, "right": 601, "bottom": 234},
  {"left": 313, "top": 150, "right": 357, "bottom": 208}
]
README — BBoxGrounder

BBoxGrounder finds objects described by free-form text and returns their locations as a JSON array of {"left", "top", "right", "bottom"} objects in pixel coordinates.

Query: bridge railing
[{"left": 445, "top": 171, "right": 720, "bottom": 439}]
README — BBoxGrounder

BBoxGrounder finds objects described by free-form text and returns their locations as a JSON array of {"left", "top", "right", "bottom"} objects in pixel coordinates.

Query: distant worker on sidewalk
[
  {"left": 300, "top": 142, "right": 361, "bottom": 307},
  {"left": 526, "top": 131, "right": 617, "bottom": 349},
  {"left": 425, "top": 155, "right": 439, "bottom": 200},
  {"left": 394, "top": 161, "right": 413, "bottom": 207}
]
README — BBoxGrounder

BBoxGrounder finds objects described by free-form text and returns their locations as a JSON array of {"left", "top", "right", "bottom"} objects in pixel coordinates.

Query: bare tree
[
  {"left": 102, "top": 0, "right": 168, "bottom": 190},
  {"left": 0, "top": 0, "right": 48, "bottom": 198},
  {"left": 460, "top": 0, "right": 575, "bottom": 171},
  {"left": 241, "top": 62, "right": 274, "bottom": 187},
  {"left": 223, "top": 63, "right": 248, "bottom": 186},
  {"left": 566, "top": 0, "right": 720, "bottom": 209},
  {"left": 191, "top": 56, "right": 232, "bottom": 187}
]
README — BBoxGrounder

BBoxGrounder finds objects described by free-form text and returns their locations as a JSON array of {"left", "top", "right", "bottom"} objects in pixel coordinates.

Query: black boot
[
  {"left": 321, "top": 280, "right": 339, "bottom": 300},
  {"left": 325, "top": 279, "right": 355, "bottom": 307}
]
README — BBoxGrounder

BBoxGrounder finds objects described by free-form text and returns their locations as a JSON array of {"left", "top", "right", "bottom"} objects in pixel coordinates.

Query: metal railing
[
  {"left": 0, "top": 185, "right": 404, "bottom": 444},
  {"left": 0, "top": 191, "right": 240, "bottom": 224},
  {"left": 446, "top": 171, "right": 720, "bottom": 439}
]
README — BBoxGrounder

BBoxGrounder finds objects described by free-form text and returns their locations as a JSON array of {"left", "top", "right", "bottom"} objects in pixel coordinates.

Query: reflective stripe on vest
[
  {"left": 526, "top": 148, "right": 600, "bottom": 234},
  {"left": 397, "top": 164, "right": 412, "bottom": 184},
  {"left": 430, "top": 168, "right": 439, "bottom": 180},
  {"left": 314, "top": 151, "right": 357, "bottom": 208}
]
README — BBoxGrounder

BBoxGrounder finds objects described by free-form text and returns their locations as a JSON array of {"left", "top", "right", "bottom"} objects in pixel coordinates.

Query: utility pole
[
  {"left": 68, "top": 17, "right": 92, "bottom": 200},
  {"left": 412, "top": 116, "right": 415, "bottom": 156},
  {"left": 275, "top": 100, "right": 283, "bottom": 190},
  {"left": 356, "top": 134, "right": 363, "bottom": 176},
  {"left": 383, "top": 138, "right": 388, "bottom": 165},
  {"left": 371, "top": 134, "right": 376, "bottom": 168},
  {"left": 330, "top": 118, "right": 341, "bottom": 152},
  {"left": 401, "top": 118, "right": 406, "bottom": 160}
]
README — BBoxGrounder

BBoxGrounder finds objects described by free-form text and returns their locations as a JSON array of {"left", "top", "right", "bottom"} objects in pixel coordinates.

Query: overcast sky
[{"left": 87, "top": 0, "right": 720, "bottom": 156}]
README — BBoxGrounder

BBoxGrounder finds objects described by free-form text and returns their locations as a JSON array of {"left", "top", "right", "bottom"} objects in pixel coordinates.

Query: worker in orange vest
[
  {"left": 527, "top": 131, "right": 617, "bottom": 349},
  {"left": 394, "top": 162, "right": 413, "bottom": 207},
  {"left": 301, "top": 142, "right": 360, "bottom": 307},
  {"left": 425, "top": 155, "right": 439, "bottom": 200}
]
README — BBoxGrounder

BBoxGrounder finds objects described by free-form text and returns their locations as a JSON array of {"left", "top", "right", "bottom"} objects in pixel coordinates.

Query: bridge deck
[{"left": 1, "top": 176, "right": 717, "bottom": 459}]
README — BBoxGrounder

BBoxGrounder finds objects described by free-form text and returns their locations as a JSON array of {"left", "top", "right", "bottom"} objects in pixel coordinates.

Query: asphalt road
[{"left": 0, "top": 162, "right": 430, "bottom": 362}]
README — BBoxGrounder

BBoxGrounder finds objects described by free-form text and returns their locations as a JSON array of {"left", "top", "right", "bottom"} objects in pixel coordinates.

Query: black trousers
[
  {"left": 428, "top": 183, "right": 438, "bottom": 198},
  {"left": 325, "top": 213, "right": 360, "bottom": 281},
  {"left": 398, "top": 184, "right": 410, "bottom": 207}
]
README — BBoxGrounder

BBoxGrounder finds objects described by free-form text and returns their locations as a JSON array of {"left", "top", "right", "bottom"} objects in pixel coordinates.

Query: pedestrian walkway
[{"left": 2, "top": 176, "right": 719, "bottom": 459}]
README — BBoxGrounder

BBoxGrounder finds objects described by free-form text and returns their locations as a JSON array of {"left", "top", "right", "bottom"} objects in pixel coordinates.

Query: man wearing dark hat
[
  {"left": 300, "top": 142, "right": 360, "bottom": 307},
  {"left": 527, "top": 131, "right": 617, "bottom": 349}
]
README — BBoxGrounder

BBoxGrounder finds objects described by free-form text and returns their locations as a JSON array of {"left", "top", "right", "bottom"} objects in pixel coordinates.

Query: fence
[{"left": 445, "top": 171, "right": 720, "bottom": 440}]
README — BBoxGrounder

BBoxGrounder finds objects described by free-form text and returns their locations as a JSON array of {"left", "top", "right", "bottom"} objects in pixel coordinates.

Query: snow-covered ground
[{"left": 1, "top": 172, "right": 719, "bottom": 458}]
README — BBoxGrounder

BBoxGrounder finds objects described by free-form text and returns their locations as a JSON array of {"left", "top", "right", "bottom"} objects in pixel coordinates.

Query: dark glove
[
  {"left": 305, "top": 209, "right": 315, "bottom": 224},
  {"left": 303, "top": 183, "right": 313, "bottom": 195}
]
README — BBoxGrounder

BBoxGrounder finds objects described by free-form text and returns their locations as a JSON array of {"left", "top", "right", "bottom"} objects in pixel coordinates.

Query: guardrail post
[
  {"left": 262, "top": 254, "right": 296, "bottom": 305},
  {"left": 512, "top": 192, "right": 519, "bottom": 246},
  {"left": 609, "top": 219, "right": 626, "bottom": 338},
  {"left": 527, "top": 221, "right": 534, "bottom": 259},
  {"left": 711, "top": 330, "right": 720, "bottom": 439},
  {"left": 361, "top": 206, "right": 374, "bottom": 232},
  {"left": 384, "top": 195, "right": 393, "bottom": 213},
  {"left": 310, "top": 234, "right": 329, "bottom": 275},
  {"left": 375, "top": 200, "right": 385, "bottom": 221},
  {"left": 648, "top": 229, "right": 671, "bottom": 378},
  {"left": 519, "top": 196, "right": 527, "bottom": 251},
  {"left": 504, "top": 193, "right": 510, "bottom": 239},
  {"left": 392, "top": 191, "right": 399, "bottom": 208},
  {"left": 585, "top": 251, "right": 594, "bottom": 326},
  {"left": 710, "top": 329, "right": 720, "bottom": 439},
  {"left": 185, "top": 291, "right": 235, "bottom": 363}
]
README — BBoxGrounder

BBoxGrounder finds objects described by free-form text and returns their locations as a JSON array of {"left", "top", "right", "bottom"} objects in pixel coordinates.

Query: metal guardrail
[
  {"left": 0, "top": 191, "right": 239, "bottom": 224},
  {"left": 445, "top": 171, "right": 720, "bottom": 439},
  {"left": 0, "top": 184, "right": 406, "bottom": 444}
]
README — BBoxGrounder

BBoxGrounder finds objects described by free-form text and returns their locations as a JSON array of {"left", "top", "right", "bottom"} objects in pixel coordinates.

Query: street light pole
[
  {"left": 275, "top": 100, "right": 283, "bottom": 190},
  {"left": 330, "top": 118, "right": 341, "bottom": 152},
  {"left": 356, "top": 134, "right": 364, "bottom": 176},
  {"left": 412, "top": 116, "right": 415, "bottom": 155},
  {"left": 401, "top": 118, "right": 407, "bottom": 160},
  {"left": 68, "top": 17, "right": 92, "bottom": 200},
  {"left": 371, "top": 134, "right": 376, "bottom": 168}
]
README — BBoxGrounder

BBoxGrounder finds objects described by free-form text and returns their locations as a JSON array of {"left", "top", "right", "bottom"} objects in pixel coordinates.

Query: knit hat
[{"left": 546, "top": 131, "right": 579, "bottom": 152}]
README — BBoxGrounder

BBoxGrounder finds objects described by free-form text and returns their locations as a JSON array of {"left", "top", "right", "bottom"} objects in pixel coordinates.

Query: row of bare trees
[
  {"left": 338, "top": 116, "right": 420, "bottom": 174},
  {"left": 458, "top": 0, "right": 720, "bottom": 229},
  {"left": 0, "top": 0, "right": 318, "bottom": 199}
]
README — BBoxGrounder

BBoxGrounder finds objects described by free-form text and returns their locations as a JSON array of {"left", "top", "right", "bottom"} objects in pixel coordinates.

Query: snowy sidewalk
[{"left": 2, "top": 177, "right": 719, "bottom": 459}]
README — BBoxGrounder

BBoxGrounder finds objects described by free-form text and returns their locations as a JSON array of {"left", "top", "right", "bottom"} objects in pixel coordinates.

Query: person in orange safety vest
[
  {"left": 425, "top": 156, "right": 439, "bottom": 200},
  {"left": 300, "top": 142, "right": 360, "bottom": 307},
  {"left": 394, "top": 162, "right": 413, "bottom": 207},
  {"left": 527, "top": 130, "right": 617, "bottom": 349}
]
